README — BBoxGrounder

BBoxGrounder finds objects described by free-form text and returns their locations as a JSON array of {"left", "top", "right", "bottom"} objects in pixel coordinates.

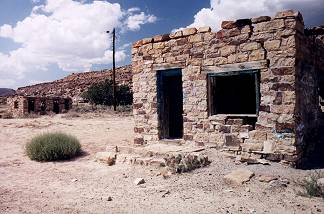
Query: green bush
[
  {"left": 26, "top": 132, "right": 81, "bottom": 161},
  {"left": 299, "top": 172, "right": 324, "bottom": 198},
  {"left": 81, "top": 79, "right": 132, "bottom": 106}
]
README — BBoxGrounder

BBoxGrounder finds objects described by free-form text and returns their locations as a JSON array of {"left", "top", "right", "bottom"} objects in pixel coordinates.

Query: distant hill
[
  {"left": 0, "top": 88, "right": 15, "bottom": 97},
  {"left": 16, "top": 65, "right": 132, "bottom": 102}
]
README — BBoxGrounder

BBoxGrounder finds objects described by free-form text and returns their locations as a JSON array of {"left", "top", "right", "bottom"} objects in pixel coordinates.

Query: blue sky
[{"left": 0, "top": 0, "right": 323, "bottom": 89}]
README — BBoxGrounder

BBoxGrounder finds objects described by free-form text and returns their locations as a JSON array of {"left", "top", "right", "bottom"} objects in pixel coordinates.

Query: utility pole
[{"left": 107, "top": 28, "right": 117, "bottom": 111}]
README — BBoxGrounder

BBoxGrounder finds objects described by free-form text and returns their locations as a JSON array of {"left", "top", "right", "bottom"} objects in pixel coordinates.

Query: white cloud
[
  {"left": 186, "top": 0, "right": 324, "bottom": 30},
  {"left": 125, "top": 12, "right": 157, "bottom": 31},
  {"left": 0, "top": 0, "right": 156, "bottom": 84}
]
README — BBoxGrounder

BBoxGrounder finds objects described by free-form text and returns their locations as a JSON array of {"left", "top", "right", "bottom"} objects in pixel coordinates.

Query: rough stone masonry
[{"left": 132, "top": 10, "right": 324, "bottom": 167}]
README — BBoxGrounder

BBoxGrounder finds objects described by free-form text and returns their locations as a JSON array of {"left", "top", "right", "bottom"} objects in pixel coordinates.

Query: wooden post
[
  {"left": 112, "top": 28, "right": 117, "bottom": 111},
  {"left": 107, "top": 28, "right": 117, "bottom": 111}
]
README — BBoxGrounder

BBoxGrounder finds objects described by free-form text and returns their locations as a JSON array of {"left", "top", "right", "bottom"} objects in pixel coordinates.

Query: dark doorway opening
[
  {"left": 64, "top": 99, "right": 70, "bottom": 110},
  {"left": 157, "top": 69, "right": 183, "bottom": 139},
  {"left": 53, "top": 100, "right": 60, "bottom": 114},
  {"left": 28, "top": 98, "right": 35, "bottom": 113},
  {"left": 40, "top": 100, "right": 46, "bottom": 112},
  {"left": 208, "top": 70, "right": 260, "bottom": 115}
]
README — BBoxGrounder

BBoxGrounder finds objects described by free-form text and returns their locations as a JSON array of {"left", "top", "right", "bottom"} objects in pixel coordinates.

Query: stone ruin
[
  {"left": 131, "top": 10, "right": 324, "bottom": 168},
  {"left": 7, "top": 95, "right": 72, "bottom": 117}
]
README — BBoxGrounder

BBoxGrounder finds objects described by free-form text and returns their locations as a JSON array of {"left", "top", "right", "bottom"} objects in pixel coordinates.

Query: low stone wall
[{"left": 132, "top": 10, "right": 324, "bottom": 167}]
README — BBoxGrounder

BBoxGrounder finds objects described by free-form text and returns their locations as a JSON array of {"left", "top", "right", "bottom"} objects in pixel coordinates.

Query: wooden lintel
[
  {"left": 202, "top": 60, "right": 268, "bottom": 74},
  {"left": 153, "top": 63, "right": 185, "bottom": 71}
]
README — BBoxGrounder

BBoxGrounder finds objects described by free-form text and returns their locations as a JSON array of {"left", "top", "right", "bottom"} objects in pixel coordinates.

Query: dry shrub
[
  {"left": 299, "top": 171, "right": 324, "bottom": 198},
  {"left": 26, "top": 132, "right": 81, "bottom": 161}
]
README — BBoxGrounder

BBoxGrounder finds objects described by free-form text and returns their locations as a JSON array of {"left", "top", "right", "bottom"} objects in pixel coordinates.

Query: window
[
  {"left": 207, "top": 70, "right": 260, "bottom": 116},
  {"left": 14, "top": 101, "right": 19, "bottom": 109}
]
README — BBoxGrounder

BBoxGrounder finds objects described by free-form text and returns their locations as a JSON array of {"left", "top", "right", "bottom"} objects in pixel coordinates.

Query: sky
[{"left": 0, "top": 0, "right": 323, "bottom": 89}]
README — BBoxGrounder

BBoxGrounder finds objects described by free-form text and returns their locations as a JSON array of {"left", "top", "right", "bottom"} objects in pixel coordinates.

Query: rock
[
  {"left": 317, "top": 178, "right": 324, "bottom": 193},
  {"left": 182, "top": 28, "right": 197, "bottom": 36},
  {"left": 257, "top": 159, "right": 271, "bottom": 165},
  {"left": 221, "top": 21, "right": 236, "bottom": 29},
  {"left": 251, "top": 16, "right": 271, "bottom": 24},
  {"left": 95, "top": 152, "right": 117, "bottom": 166},
  {"left": 268, "top": 178, "right": 289, "bottom": 189},
  {"left": 198, "top": 26, "right": 211, "bottom": 33},
  {"left": 107, "top": 196, "right": 112, "bottom": 201},
  {"left": 134, "top": 178, "right": 145, "bottom": 185},
  {"left": 258, "top": 175, "right": 278, "bottom": 183},
  {"left": 71, "top": 178, "right": 78, "bottom": 182},
  {"left": 224, "top": 168, "right": 255, "bottom": 185},
  {"left": 162, "top": 190, "right": 170, "bottom": 198}
]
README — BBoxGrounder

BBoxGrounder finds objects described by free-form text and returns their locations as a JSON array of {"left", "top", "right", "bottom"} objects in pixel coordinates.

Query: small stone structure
[
  {"left": 132, "top": 10, "right": 324, "bottom": 167},
  {"left": 7, "top": 96, "right": 72, "bottom": 117}
]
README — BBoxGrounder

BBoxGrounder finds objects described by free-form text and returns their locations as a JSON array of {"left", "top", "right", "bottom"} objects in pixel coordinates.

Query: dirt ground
[{"left": 0, "top": 112, "right": 324, "bottom": 214}]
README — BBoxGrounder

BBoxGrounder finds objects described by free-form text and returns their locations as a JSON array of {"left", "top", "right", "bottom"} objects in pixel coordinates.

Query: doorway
[
  {"left": 27, "top": 98, "right": 35, "bottom": 113},
  {"left": 157, "top": 69, "right": 183, "bottom": 139},
  {"left": 53, "top": 100, "right": 60, "bottom": 114}
]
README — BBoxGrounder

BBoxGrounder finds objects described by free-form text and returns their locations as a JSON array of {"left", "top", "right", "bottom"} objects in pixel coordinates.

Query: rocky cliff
[{"left": 16, "top": 65, "right": 132, "bottom": 102}]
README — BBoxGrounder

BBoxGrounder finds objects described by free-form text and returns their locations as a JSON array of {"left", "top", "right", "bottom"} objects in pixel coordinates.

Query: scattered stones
[
  {"left": 134, "top": 178, "right": 145, "bottom": 185},
  {"left": 224, "top": 168, "right": 255, "bottom": 185},
  {"left": 258, "top": 175, "right": 278, "bottom": 183},
  {"left": 268, "top": 178, "right": 289, "bottom": 189},
  {"left": 95, "top": 152, "right": 117, "bottom": 166},
  {"left": 164, "top": 154, "right": 211, "bottom": 174}
]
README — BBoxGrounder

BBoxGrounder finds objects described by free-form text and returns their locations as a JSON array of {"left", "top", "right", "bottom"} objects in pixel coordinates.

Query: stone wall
[
  {"left": 7, "top": 96, "right": 72, "bottom": 117},
  {"left": 132, "top": 10, "right": 323, "bottom": 167},
  {"left": 16, "top": 65, "right": 132, "bottom": 102}
]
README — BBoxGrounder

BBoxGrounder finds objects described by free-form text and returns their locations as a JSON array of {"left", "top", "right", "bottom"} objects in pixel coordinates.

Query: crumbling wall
[
  {"left": 7, "top": 96, "right": 72, "bottom": 117},
  {"left": 132, "top": 10, "right": 310, "bottom": 166}
]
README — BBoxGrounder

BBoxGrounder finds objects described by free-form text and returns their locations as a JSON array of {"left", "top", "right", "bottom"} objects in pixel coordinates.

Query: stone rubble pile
[{"left": 164, "top": 154, "right": 211, "bottom": 173}]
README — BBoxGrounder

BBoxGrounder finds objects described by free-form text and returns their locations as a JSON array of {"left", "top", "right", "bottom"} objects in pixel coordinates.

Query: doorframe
[{"left": 156, "top": 68, "right": 183, "bottom": 140}]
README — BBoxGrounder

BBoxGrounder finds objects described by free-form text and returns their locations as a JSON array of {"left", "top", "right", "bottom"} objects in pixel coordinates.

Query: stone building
[
  {"left": 132, "top": 10, "right": 324, "bottom": 167},
  {"left": 7, "top": 96, "right": 72, "bottom": 117}
]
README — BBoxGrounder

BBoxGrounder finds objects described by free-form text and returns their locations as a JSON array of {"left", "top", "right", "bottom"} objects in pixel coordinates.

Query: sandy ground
[{"left": 0, "top": 112, "right": 324, "bottom": 214}]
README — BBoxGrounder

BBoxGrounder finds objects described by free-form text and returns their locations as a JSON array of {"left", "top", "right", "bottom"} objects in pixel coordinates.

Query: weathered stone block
[
  {"left": 264, "top": 40, "right": 281, "bottom": 51},
  {"left": 182, "top": 28, "right": 197, "bottom": 36},
  {"left": 153, "top": 34, "right": 170, "bottom": 42},
  {"left": 263, "top": 140, "right": 275, "bottom": 153},
  {"left": 249, "top": 49, "right": 265, "bottom": 61},
  {"left": 221, "top": 21, "right": 236, "bottom": 29},
  {"left": 226, "top": 118, "right": 243, "bottom": 125},
  {"left": 249, "top": 130, "right": 267, "bottom": 141},
  {"left": 240, "top": 42, "right": 261, "bottom": 51},
  {"left": 224, "top": 134, "right": 242, "bottom": 147},
  {"left": 198, "top": 26, "right": 211, "bottom": 33},
  {"left": 220, "top": 45, "right": 236, "bottom": 56},
  {"left": 251, "top": 16, "right": 271, "bottom": 24},
  {"left": 241, "top": 141, "right": 264, "bottom": 152},
  {"left": 169, "top": 30, "right": 183, "bottom": 39}
]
